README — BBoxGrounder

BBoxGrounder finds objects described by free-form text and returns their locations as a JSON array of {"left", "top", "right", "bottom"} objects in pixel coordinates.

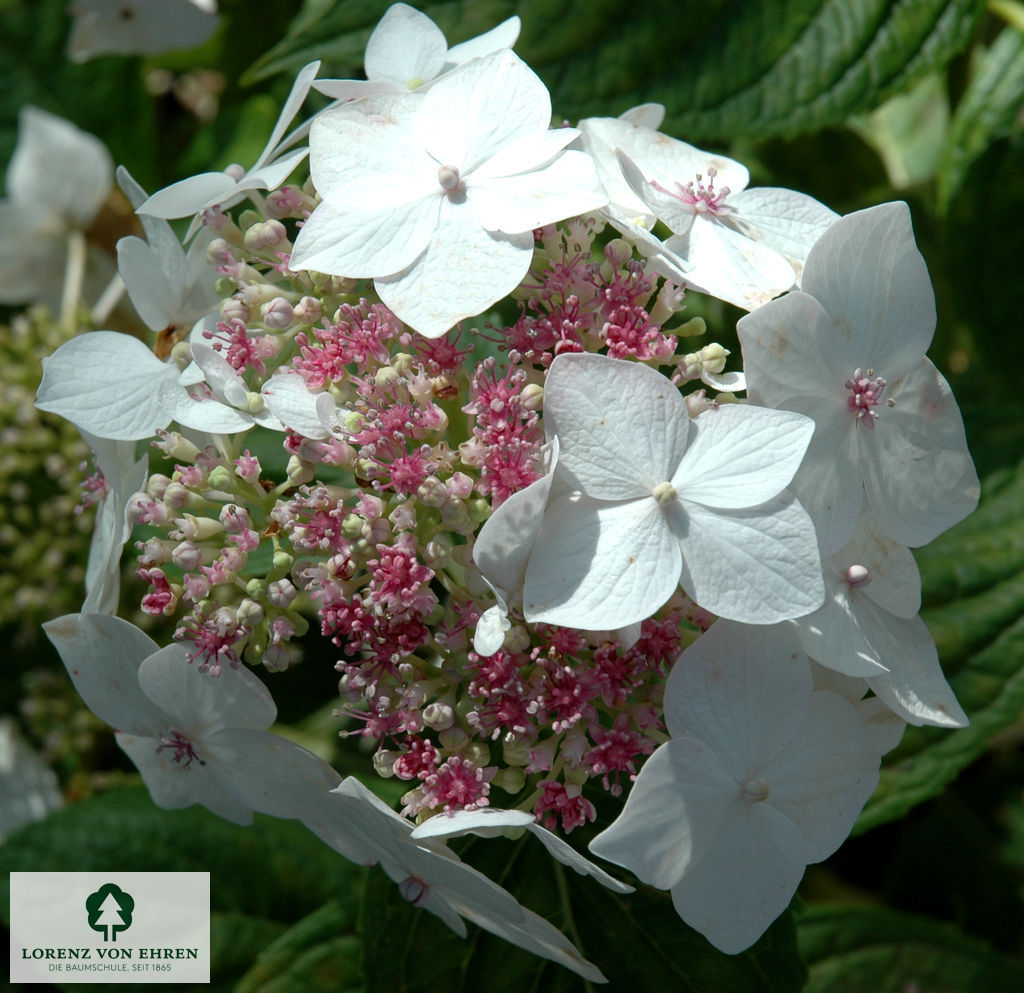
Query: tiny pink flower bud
[
  {"left": 171, "top": 541, "right": 204, "bottom": 571},
  {"left": 685, "top": 389, "right": 717, "bottom": 418},
  {"left": 147, "top": 474, "right": 172, "bottom": 500},
  {"left": 243, "top": 219, "right": 288, "bottom": 252},
  {"left": 236, "top": 597, "right": 264, "bottom": 626},
  {"left": 286, "top": 455, "right": 314, "bottom": 485},
  {"left": 520, "top": 383, "right": 544, "bottom": 411},
  {"left": 447, "top": 472, "right": 474, "bottom": 500},
  {"left": 175, "top": 514, "right": 224, "bottom": 541},
  {"left": 219, "top": 296, "right": 251, "bottom": 323},
  {"left": 292, "top": 295, "right": 322, "bottom": 324},
  {"left": 260, "top": 297, "right": 295, "bottom": 330},
  {"left": 206, "top": 238, "right": 236, "bottom": 266},
  {"left": 163, "top": 481, "right": 190, "bottom": 510},
  {"left": 416, "top": 476, "right": 448, "bottom": 508},
  {"left": 845, "top": 563, "right": 872, "bottom": 587},
  {"left": 265, "top": 185, "right": 306, "bottom": 217},
  {"left": 219, "top": 504, "right": 252, "bottom": 533},
  {"left": 153, "top": 432, "right": 201, "bottom": 462},
  {"left": 604, "top": 238, "right": 633, "bottom": 269},
  {"left": 267, "top": 578, "right": 297, "bottom": 607},
  {"left": 422, "top": 702, "right": 454, "bottom": 731},
  {"left": 373, "top": 749, "right": 400, "bottom": 778}
]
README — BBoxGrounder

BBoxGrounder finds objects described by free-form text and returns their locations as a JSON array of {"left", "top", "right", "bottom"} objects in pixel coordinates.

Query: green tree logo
[{"left": 85, "top": 883, "right": 134, "bottom": 941}]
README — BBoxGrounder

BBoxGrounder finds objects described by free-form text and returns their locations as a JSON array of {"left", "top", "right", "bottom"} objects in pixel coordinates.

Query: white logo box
[{"left": 9, "top": 872, "right": 210, "bottom": 984}]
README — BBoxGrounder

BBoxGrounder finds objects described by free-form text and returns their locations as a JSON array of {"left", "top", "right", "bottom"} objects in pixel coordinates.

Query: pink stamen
[
  {"left": 845, "top": 367, "right": 888, "bottom": 428},
  {"left": 652, "top": 166, "right": 732, "bottom": 215},
  {"left": 156, "top": 729, "right": 204, "bottom": 768}
]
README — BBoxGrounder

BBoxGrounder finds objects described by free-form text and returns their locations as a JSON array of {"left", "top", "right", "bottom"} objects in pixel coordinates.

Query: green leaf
[
  {"left": 360, "top": 831, "right": 806, "bottom": 992},
  {"left": 847, "top": 73, "right": 949, "bottom": 188},
  {"left": 797, "top": 903, "right": 1024, "bottom": 993},
  {"left": 855, "top": 458, "right": 1024, "bottom": 833},
  {"left": 937, "top": 23, "right": 1024, "bottom": 213},
  {"left": 235, "top": 901, "right": 364, "bottom": 993},
  {"left": 245, "top": 0, "right": 983, "bottom": 142}
]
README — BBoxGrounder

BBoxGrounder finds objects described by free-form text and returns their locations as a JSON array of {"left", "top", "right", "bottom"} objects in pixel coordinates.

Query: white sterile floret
[
  {"left": 115, "top": 167, "right": 220, "bottom": 334},
  {"left": 314, "top": 3, "right": 521, "bottom": 100},
  {"left": 300, "top": 778, "right": 606, "bottom": 982},
  {"left": 164, "top": 342, "right": 285, "bottom": 434},
  {"left": 791, "top": 513, "right": 967, "bottom": 727},
  {"left": 611, "top": 134, "right": 837, "bottom": 310},
  {"left": 0, "top": 718, "right": 63, "bottom": 842},
  {"left": 410, "top": 806, "right": 634, "bottom": 893},
  {"left": 589, "top": 620, "right": 881, "bottom": 954},
  {"left": 290, "top": 50, "right": 607, "bottom": 337},
  {"left": 43, "top": 614, "right": 341, "bottom": 825},
  {"left": 36, "top": 330, "right": 202, "bottom": 441},
  {"left": 0, "top": 106, "right": 113, "bottom": 305},
  {"left": 737, "top": 201, "right": 980, "bottom": 554},
  {"left": 139, "top": 61, "right": 321, "bottom": 230},
  {"left": 79, "top": 430, "right": 149, "bottom": 614},
  {"left": 67, "top": 0, "right": 219, "bottom": 63},
  {"left": 516, "top": 352, "right": 824, "bottom": 630}
]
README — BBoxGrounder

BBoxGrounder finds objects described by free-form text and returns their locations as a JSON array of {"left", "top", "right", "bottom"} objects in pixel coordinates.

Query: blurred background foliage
[{"left": 2, "top": 0, "right": 1024, "bottom": 990}]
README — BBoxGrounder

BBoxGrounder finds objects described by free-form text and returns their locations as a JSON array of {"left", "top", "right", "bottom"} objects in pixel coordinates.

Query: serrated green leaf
[
  {"left": 236, "top": 900, "right": 364, "bottom": 993},
  {"left": 937, "top": 23, "right": 1024, "bottom": 213},
  {"left": 244, "top": 0, "right": 983, "bottom": 142},
  {"left": 855, "top": 459, "right": 1024, "bottom": 833},
  {"left": 360, "top": 831, "right": 806, "bottom": 992},
  {"left": 797, "top": 903, "right": 1024, "bottom": 993}
]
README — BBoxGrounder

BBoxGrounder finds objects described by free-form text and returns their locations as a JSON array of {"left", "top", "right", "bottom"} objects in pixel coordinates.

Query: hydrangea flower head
[{"left": 0, "top": 106, "right": 113, "bottom": 305}]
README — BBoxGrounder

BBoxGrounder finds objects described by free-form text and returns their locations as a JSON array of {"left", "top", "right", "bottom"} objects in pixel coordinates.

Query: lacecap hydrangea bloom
[{"left": 29, "top": 0, "right": 979, "bottom": 976}]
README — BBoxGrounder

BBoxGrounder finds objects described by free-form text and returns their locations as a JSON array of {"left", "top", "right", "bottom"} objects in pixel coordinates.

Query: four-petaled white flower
[
  {"left": 791, "top": 513, "right": 967, "bottom": 727},
  {"left": 44, "top": 613, "right": 340, "bottom": 825},
  {"left": 589, "top": 620, "right": 881, "bottom": 954},
  {"left": 300, "top": 777, "right": 607, "bottom": 982},
  {"left": 0, "top": 717, "right": 63, "bottom": 842},
  {"left": 0, "top": 106, "right": 113, "bottom": 307},
  {"left": 289, "top": 49, "right": 607, "bottom": 337},
  {"left": 36, "top": 330, "right": 202, "bottom": 441},
  {"left": 737, "top": 201, "right": 979, "bottom": 554},
  {"left": 613, "top": 134, "right": 838, "bottom": 310},
  {"left": 314, "top": 3, "right": 520, "bottom": 101},
  {"left": 67, "top": 0, "right": 219, "bottom": 63},
  {"left": 115, "top": 167, "right": 220, "bottom": 335},
  {"left": 498, "top": 352, "right": 824, "bottom": 631}
]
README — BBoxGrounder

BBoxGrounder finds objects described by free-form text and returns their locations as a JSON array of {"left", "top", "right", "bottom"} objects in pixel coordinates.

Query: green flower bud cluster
[{"left": 0, "top": 308, "right": 93, "bottom": 644}]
